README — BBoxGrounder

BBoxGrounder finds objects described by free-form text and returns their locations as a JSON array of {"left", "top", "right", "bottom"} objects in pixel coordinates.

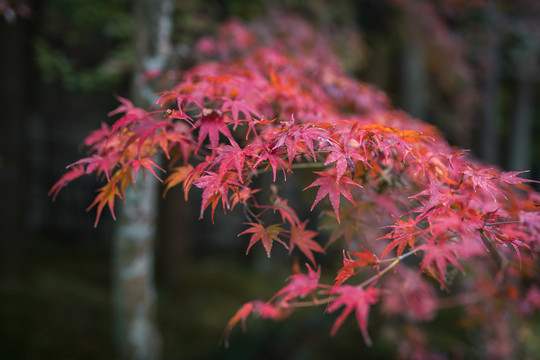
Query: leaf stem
[
  {"left": 289, "top": 297, "right": 333, "bottom": 308},
  {"left": 359, "top": 249, "right": 419, "bottom": 288}
]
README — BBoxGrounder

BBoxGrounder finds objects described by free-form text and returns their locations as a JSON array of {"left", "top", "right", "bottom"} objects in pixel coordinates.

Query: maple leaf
[
  {"left": 163, "top": 121, "right": 193, "bottom": 162},
  {"left": 69, "top": 154, "right": 117, "bottom": 182},
  {"left": 239, "top": 223, "right": 288, "bottom": 258},
  {"left": 222, "top": 300, "right": 287, "bottom": 348},
  {"left": 107, "top": 96, "right": 149, "bottom": 134},
  {"left": 331, "top": 248, "right": 379, "bottom": 296},
  {"left": 498, "top": 170, "right": 539, "bottom": 185},
  {"left": 321, "top": 204, "right": 366, "bottom": 250},
  {"left": 345, "top": 248, "right": 379, "bottom": 270},
  {"left": 271, "top": 117, "right": 330, "bottom": 165},
  {"left": 381, "top": 267, "right": 437, "bottom": 321},
  {"left": 124, "top": 118, "right": 169, "bottom": 155},
  {"left": 163, "top": 165, "right": 193, "bottom": 197},
  {"left": 324, "top": 141, "right": 367, "bottom": 181},
  {"left": 379, "top": 216, "right": 422, "bottom": 258},
  {"left": 519, "top": 210, "right": 540, "bottom": 242},
  {"left": 214, "top": 141, "right": 246, "bottom": 182},
  {"left": 293, "top": 123, "right": 332, "bottom": 159},
  {"left": 230, "top": 188, "right": 260, "bottom": 211},
  {"left": 252, "top": 137, "right": 290, "bottom": 181},
  {"left": 156, "top": 91, "right": 202, "bottom": 119},
  {"left": 416, "top": 237, "right": 464, "bottom": 289},
  {"left": 83, "top": 122, "right": 110, "bottom": 149},
  {"left": 304, "top": 170, "right": 362, "bottom": 223},
  {"left": 49, "top": 165, "right": 86, "bottom": 201},
  {"left": 182, "top": 161, "right": 209, "bottom": 199},
  {"left": 289, "top": 222, "right": 325, "bottom": 266},
  {"left": 129, "top": 157, "right": 165, "bottom": 182},
  {"left": 245, "top": 117, "right": 275, "bottom": 140},
  {"left": 220, "top": 96, "right": 261, "bottom": 121},
  {"left": 332, "top": 251, "right": 358, "bottom": 290},
  {"left": 86, "top": 175, "right": 123, "bottom": 227},
  {"left": 462, "top": 165, "right": 502, "bottom": 199},
  {"left": 223, "top": 301, "right": 253, "bottom": 346},
  {"left": 194, "top": 171, "right": 240, "bottom": 220},
  {"left": 328, "top": 285, "right": 379, "bottom": 345},
  {"left": 108, "top": 95, "right": 147, "bottom": 118},
  {"left": 260, "top": 196, "right": 300, "bottom": 226},
  {"left": 193, "top": 109, "right": 234, "bottom": 152},
  {"left": 270, "top": 264, "right": 321, "bottom": 306},
  {"left": 410, "top": 178, "right": 462, "bottom": 220}
]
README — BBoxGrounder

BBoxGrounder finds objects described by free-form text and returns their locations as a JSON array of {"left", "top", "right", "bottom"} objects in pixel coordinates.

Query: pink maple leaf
[
  {"left": 193, "top": 109, "right": 234, "bottom": 152},
  {"left": 260, "top": 196, "right": 300, "bottom": 226},
  {"left": 498, "top": 170, "right": 539, "bottom": 185},
  {"left": 129, "top": 157, "right": 165, "bottom": 182},
  {"left": 49, "top": 165, "right": 86, "bottom": 200},
  {"left": 328, "top": 285, "right": 379, "bottom": 345},
  {"left": 270, "top": 264, "right": 321, "bottom": 306},
  {"left": 239, "top": 223, "right": 288, "bottom": 257},
  {"left": 379, "top": 216, "right": 422, "bottom": 258},
  {"left": 416, "top": 237, "right": 464, "bottom": 289},
  {"left": 289, "top": 222, "right": 325, "bottom": 265},
  {"left": 222, "top": 300, "right": 286, "bottom": 347},
  {"left": 304, "top": 170, "right": 362, "bottom": 223}
]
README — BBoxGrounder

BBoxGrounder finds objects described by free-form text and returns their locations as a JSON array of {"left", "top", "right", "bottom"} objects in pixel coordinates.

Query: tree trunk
[
  {"left": 113, "top": 175, "right": 161, "bottom": 360},
  {"left": 113, "top": 0, "right": 173, "bottom": 359}
]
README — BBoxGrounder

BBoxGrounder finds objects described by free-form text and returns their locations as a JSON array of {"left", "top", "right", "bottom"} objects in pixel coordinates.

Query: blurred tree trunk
[
  {"left": 509, "top": 34, "right": 539, "bottom": 173},
  {"left": 113, "top": 0, "right": 173, "bottom": 359}
]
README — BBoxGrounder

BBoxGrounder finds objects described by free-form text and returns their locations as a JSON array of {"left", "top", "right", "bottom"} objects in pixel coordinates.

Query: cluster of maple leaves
[{"left": 51, "top": 15, "right": 540, "bottom": 357}]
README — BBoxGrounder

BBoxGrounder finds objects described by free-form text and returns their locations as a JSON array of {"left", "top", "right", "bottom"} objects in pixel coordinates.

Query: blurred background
[{"left": 1, "top": 0, "right": 539, "bottom": 359}]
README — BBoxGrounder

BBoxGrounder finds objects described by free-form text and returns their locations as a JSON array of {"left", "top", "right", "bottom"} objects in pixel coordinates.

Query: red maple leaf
[
  {"left": 273, "top": 117, "right": 330, "bottom": 165},
  {"left": 163, "top": 165, "right": 193, "bottom": 197},
  {"left": 222, "top": 300, "right": 287, "bottom": 347},
  {"left": 416, "top": 236, "right": 464, "bottom": 289},
  {"left": 129, "top": 157, "right": 165, "bottom": 182},
  {"left": 260, "top": 196, "right": 300, "bottom": 226},
  {"left": 222, "top": 301, "right": 253, "bottom": 346},
  {"left": 83, "top": 122, "right": 110, "bottom": 149},
  {"left": 379, "top": 216, "right": 422, "bottom": 258},
  {"left": 239, "top": 223, "right": 288, "bottom": 257},
  {"left": 194, "top": 171, "right": 240, "bottom": 220},
  {"left": 86, "top": 174, "right": 124, "bottom": 227},
  {"left": 270, "top": 264, "right": 321, "bottom": 306},
  {"left": 49, "top": 165, "right": 86, "bottom": 201},
  {"left": 214, "top": 141, "right": 246, "bottom": 182},
  {"left": 69, "top": 154, "right": 117, "bottom": 182},
  {"left": 462, "top": 165, "right": 502, "bottom": 198},
  {"left": 108, "top": 95, "right": 147, "bottom": 127},
  {"left": 289, "top": 222, "right": 325, "bottom": 265},
  {"left": 498, "top": 170, "right": 539, "bottom": 185},
  {"left": 193, "top": 109, "right": 234, "bottom": 152},
  {"left": 252, "top": 137, "right": 290, "bottom": 181},
  {"left": 411, "top": 177, "right": 463, "bottom": 220},
  {"left": 220, "top": 95, "right": 261, "bottom": 121},
  {"left": 328, "top": 285, "right": 379, "bottom": 345},
  {"left": 304, "top": 170, "right": 362, "bottom": 223},
  {"left": 331, "top": 248, "right": 379, "bottom": 295},
  {"left": 324, "top": 140, "right": 367, "bottom": 181}
]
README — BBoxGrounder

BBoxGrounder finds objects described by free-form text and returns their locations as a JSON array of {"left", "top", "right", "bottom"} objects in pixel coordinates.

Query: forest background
[{"left": 1, "top": 0, "right": 539, "bottom": 359}]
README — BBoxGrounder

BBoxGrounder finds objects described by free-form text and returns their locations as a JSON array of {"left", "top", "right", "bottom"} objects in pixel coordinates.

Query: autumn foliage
[{"left": 51, "top": 16, "right": 540, "bottom": 358}]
